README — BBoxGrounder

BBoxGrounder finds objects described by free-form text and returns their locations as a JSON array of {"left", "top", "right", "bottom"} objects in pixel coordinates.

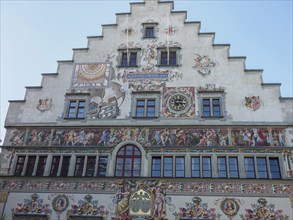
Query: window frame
[
  {"left": 256, "top": 157, "right": 268, "bottom": 179},
  {"left": 197, "top": 91, "right": 226, "bottom": 119},
  {"left": 50, "top": 156, "right": 61, "bottom": 177},
  {"left": 74, "top": 156, "right": 85, "bottom": 177},
  {"left": 151, "top": 157, "right": 162, "bottom": 177},
  {"left": 85, "top": 156, "right": 96, "bottom": 177},
  {"left": 36, "top": 156, "right": 47, "bottom": 176},
  {"left": 163, "top": 156, "right": 173, "bottom": 177},
  {"left": 118, "top": 49, "right": 140, "bottom": 67},
  {"left": 175, "top": 156, "right": 185, "bottom": 177},
  {"left": 60, "top": 156, "right": 71, "bottom": 177},
  {"left": 115, "top": 145, "right": 141, "bottom": 177},
  {"left": 97, "top": 156, "right": 108, "bottom": 177},
  {"left": 25, "top": 156, "right": 36, "bottom": 176},
  {"left": 228, "top": 157, "right": 239, "bottom": 178},
  {"left": 269, "top": 157, "right": 281, "bottom": 179},
  {"left": 157, "top": 47, "right": 180, "bottom": 66},
  {"left": 202, "top": 156, "right": 212, "bottom": 178},
  {"left": 66, "top": 99, "right": 86, "bottom": 119},
  {"left": 14, "top": 155, "right": 26, "bottom": 176},
  {"left": 217, "top": 156, "right": 227, "bottom": 178},
  {"left": 131, "top": 91, "right": 161, "bottom": 119},
  {"left": 142, "top": 22, "right": 158, "bottom": 39},
  {"left": 191, "top": 156, "right": 200, "bottom": 178}
]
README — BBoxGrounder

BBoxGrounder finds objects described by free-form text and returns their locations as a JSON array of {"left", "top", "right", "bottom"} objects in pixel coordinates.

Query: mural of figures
[
  {"left": 162, "top": 87, "right": 195, "bottom": 117},
  {"left": 72, "top": 63, "right": 111, "bottom": 88},
  {"left": 8, "top": 127, "right": 287, "bottom": 147},
  {"left": 9, "top": 129, "right": 26, "bottom": 146},
  {"left": 174, "top": 197, "right": 218, "bottom": 220},
  {"left": 26, "top": 128, "right": 51, "bottom": 146},
  {"left": 240, "top": 198, "right": 289, "bottom": 220},
  {"left": 193, "top": 54, "right": 220, "bottom": 76},
  {"left": 215, "top": 198, "right": 241, "bottom": 220},
  {"left": 11, "top": 193, "right": 51, "bottom": 219},
  {"left": 231, "top": 128, "right": 285, "bottom": 147},
  {"left": 243, "top": 95, "right": 263, "bottom": 111},
  {"left": 66, "top": 194, "right": 108, "bottom": 219}
]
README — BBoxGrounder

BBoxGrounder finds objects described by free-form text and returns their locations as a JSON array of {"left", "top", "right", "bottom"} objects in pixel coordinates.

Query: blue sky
[{"left": 0, "top": 0, "right": 292, "bottom": 144}]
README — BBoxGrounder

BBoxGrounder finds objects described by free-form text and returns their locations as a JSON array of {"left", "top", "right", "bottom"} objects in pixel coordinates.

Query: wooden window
[
  {"left": 135, "top": 99, "right": 156, "bottom": 118},
  {"left": 202, "top": 157, "right": 212, "bottom": 178},
  {"left": 145, "top": 27, "right": 155, "bottom": 38},
  {"left": 203, "top": 98, "right": 221, "bottom": 117},
  {"left": 159, "top": 50, "right": 177, "bottom": 66},
  {"left": 257, "top": 157, "right": 268, "bottom": 178},
  {"left": 119, "top": 51, "right": 138, "bottom": 67}
]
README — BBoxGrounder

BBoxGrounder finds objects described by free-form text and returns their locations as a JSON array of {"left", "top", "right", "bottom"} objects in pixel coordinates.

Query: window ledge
[
  {"left": 63, "top": 117, "right": 85, "bottom": 120},
  {"left": 118, "top": 65, "right": 139, "bottom": 68},
  {"left": 143, "top": 36, "right": 156, "bottom": 39},
  {"left": 132, "top": 116, "right": 159, "bottom": 119},
  {"left": 201, "top": 116, "right": 224, "bottom": 119},
  {"left": 157, "top": 64, "right": 179, "bottom": 67}
]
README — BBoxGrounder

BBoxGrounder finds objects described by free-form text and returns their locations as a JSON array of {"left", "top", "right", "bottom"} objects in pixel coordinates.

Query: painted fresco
[
  {"left": 231, "top": 128, "right": 285, "bottom": 147},
  {"left": 174, "top": 197, "right": 218, "bottom": 220},
  {"left": 193, "top": 54, "right": 220, "bottom": 76},
  {"left": 87, "top": 80, "right": 126, "bottom": 119},
  {"left": 66, "top": 194, "right": 108, "bottom": 219},
  {"left": 26, "top": 128, "right": 51, "bottom": 146},
  {"left": 240, "top": 198, "right": 289, "bottom": 220},
  {"left": 72, "top": 63, "right": 111, "bottom": 88},
  {"left": 162, "top": 87, "right": 195, "bottom": 117},
  {"left": 215, "top": 198, "right": 242, "bottom": 220},
  {"left": 109, "top": 180, "right": 175, "bottom": 220},
  {"left": 11, "top": 193, "right": 51, "bottom": 219},
  {"left": 8, "top": 127, "right": 288, "bottom": 147},
  {"left": 36, "top": 98, "right": 52, "bottom": 112}
]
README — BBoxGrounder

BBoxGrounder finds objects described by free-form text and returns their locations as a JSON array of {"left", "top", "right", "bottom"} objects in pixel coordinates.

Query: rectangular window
[
  {"left": 68, "top": 100, "right": 85, "bottom": 119},
  {"left": 85, "top": 156, "right": 96, "bottom": 177},
  {"left": 159, "top": 50, "right": 177, "bottom": 66},
  {"left": 202, "top": 157, "right": 212, "bottom": 178},
  {"left": 245, "top": 157, "right": 256, "bottom": 178},
  {"left": 151, "top": 157, "right": 161, "bottom": 177},
  {"left": 50, "top": 156, "right": 60, "bottom": 176},
  {"left": 217, "top": 157, "right": 227, "bottom": 178},
  {"left": 257, "top": 157, "right": 268, "bottom": 178},
  {"left": 74, "top": 156, "right": 85, "bottom": 176},
  {"left": 60, "top": 156, "right": 71, "bottom": 177},
  {"left": 175, "top": 156, "right": 185, "bottom": 177},
  {"left": 25, "top": 156, "right": 36, "bottom": 176},
  {"left": 269, "top": 158, "right": 281, "bottom": 179},
  {"left": 191, "top": 156, "right": 200, "bottom": 177},
  {"left": 145, "top": 27, "right": 154, "bottom": 38},
  {"left": 228, "top": 157, "right": 239, "bottom": 178},
  {"left": 97, "top": 156, "right": 108, "bottom": 177},
  {"left": 163, "top": 157, "right": 173, "bottom": 177},
  {"left": 36, "top": 156, "right": 47, "bottom": 176},
  {"left": 119, "top": 51, "right": 138, "bottom": 67},
  {"left": 135, "top": 99, "right": 156, "bottom": 118},
  {"left": 202, "top": 98, "right": 221, "bottom": 117},
  {"left": 14, "top": 156, "right": 26, "bottom": 176}
]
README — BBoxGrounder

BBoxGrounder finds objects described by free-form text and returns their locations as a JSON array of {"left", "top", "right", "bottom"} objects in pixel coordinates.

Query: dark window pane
[
  {"left": 191, "top": 157, "right": 200, "bottom": 177},
  {"left": 50, "top": 156, "right": 60, "bottom": 176},
  {"left": 161, "top": 52, "right": 168, "bottom": 65},
  {"left": 121, "top": 52, "right": 128, "bottom": 66},
  {"left": 25, "top": 156, "right": 36, "bottom": 176},
  {"left": 74, "top": 156, "right": 85, "bottom": 176},
  {"left": 175, "top": 157, "right": 185, "bottom": 177},
  {"left": 129, "top": 52, "right": 137, "bottom": 66},
  {"left": 14, "top": 156, "right": 26, "bottom": 176},
  {"left": 36, "top": 156, "right": 47, "bottom": 176},
  {"left": 145, "top": 27, "right": 154, "bottom": 38},
  {"left": 86, "top": 156, "right": 96, "bottom": 177},
  {"left": 60, "top": 156, "right": 71, "bottom": 176},
  {"left": 169, "top": 52, "right": 177, "bottom": 65}
]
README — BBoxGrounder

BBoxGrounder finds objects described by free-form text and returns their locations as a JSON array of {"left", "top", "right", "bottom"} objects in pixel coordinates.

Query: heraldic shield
[{"left": 129, "top": 189, "right": 152, "bottom": 216}]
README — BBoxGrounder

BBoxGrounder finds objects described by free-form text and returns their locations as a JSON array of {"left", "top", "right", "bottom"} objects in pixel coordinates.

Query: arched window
[{"left": 115, "top": 145, "right": 141, "bottom": 177}]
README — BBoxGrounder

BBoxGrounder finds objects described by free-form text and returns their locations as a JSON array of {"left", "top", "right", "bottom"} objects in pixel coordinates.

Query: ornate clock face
[{"left": 167, "top": 93, "right": 191, "bottom": 114}]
